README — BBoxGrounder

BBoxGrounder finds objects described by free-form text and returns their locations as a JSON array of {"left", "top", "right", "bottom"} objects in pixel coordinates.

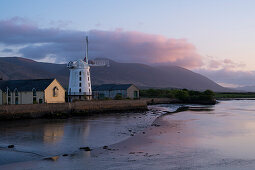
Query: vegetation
[
  {"left": 215, "top": 93, "right": 255, "bottom": 99},
  {"left": 140, "top": 89, "right": 216, "bottom": 104},
  {"left": 114, "top": 94, "right": 123, "bottom": 100},
  {"left": 140, "top": 89, "right": 174, "bottom": 98}
]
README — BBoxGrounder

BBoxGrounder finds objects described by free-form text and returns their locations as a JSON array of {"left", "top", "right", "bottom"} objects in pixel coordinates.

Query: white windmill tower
[{"left": 67, "top": 36, "right": 109, "bottom": 101}]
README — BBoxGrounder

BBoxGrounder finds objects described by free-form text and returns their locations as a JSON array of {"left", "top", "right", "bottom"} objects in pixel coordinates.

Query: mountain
[
  {"left": 234, "top": 86, "right": 255, "bottom": 92},
  {"left": 0, "top": 57, "right": 233, "bottom": 92}
]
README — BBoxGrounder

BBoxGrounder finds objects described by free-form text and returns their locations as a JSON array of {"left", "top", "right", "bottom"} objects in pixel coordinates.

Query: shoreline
[
  {"left": 0, "top": 104, "right": 173, "bottom": 167},
  {"left": 0, "top": 103, "right": 216, "bottom": 169},
  {"left": 0, "top": 98, "right": 179, "bottom": 120},
  {"left": 0, "top": 98, "right": 217, "bottom": 120},
  {"left": 0, "top": 100, "right": 147, "bottom": 120}
]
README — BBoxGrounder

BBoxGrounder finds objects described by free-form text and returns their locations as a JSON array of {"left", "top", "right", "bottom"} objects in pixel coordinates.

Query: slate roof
[
  {"left": 0, "top": 79, "right": 54, "bottom": 92},
  {"left": 92, "top": 84, "right": 134, "bottom": 91}
]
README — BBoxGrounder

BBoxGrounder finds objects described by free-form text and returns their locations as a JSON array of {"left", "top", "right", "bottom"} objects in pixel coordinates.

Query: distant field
[{"left": 215, "top": 93, "right": 255, "bottom": 99}]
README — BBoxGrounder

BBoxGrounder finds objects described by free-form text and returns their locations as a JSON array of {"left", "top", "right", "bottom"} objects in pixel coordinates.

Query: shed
[{"left": 92, "top": 84, "right": 139, "bottom": 99}]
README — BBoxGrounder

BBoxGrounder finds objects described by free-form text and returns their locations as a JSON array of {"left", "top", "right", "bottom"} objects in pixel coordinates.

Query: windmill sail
[{"left": 84, "top": 36, "right": 88, "bottom": 63}]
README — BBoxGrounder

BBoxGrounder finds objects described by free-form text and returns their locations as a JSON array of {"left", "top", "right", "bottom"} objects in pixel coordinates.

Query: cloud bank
[
  {"left": 2, "top": 17, "right": 254, "bottom": 87},
  {"left": 197, "top": 69, "right": 255, "bottom": 87},
  {"left": 0, "top": 17, "right": 203, "bottom": 68}
]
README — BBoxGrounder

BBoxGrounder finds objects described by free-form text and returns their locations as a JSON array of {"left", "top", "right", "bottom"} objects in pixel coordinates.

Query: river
[{"left": 1, "top": 100, "right": 255, "bottom": 169}]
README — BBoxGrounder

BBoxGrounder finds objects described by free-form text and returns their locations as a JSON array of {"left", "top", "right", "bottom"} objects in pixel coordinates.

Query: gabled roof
[
  {"left": 0, "top": 79, "right": 54, "bottom": 92},
  {"left": 92, "top": 84, "right": 134, "bottom": 91}
]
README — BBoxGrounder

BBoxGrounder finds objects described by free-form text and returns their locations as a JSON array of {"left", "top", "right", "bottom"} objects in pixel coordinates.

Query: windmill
[{"left": 67, "top": 36, "right": 109, "bottom": 101}]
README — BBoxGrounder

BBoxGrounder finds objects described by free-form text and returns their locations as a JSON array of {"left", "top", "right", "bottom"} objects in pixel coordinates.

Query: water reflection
[
  {"left": 0, "top": 112, "right": 153, "bottom": 165},
  {"left": 43, "top": 125, "right": 64, "bottom": 144}
]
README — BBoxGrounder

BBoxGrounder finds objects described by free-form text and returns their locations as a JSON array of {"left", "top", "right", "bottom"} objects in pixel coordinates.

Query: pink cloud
[
  {"left": 0, "top": 17, "right": 203, "bottom": 68},
  {"left": 89, "top": 30, "right": 203, "bottom": 68},
  {"left": 205, "top": 57, "right": 246, "bottom": 71}
]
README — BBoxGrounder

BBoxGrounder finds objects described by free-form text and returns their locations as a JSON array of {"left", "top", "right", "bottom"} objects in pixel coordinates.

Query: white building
[
  {"left": 67, "top": 36, "right": 109, "bottom": 102},
  {"left": 67, "top": 60, "right": 92, "bottom": 101}
]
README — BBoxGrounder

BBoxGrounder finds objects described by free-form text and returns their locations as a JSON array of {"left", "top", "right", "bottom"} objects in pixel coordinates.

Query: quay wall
[{"left": 0, "top": 100, "right": 147, "bottom": 120}]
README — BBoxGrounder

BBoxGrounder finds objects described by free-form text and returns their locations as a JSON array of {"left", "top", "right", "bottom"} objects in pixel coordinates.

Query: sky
[{"left": 1, "top": 0, "right": 255, "bottom": 87}]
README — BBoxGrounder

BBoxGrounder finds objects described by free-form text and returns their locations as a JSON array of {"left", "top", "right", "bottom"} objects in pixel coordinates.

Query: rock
[
  {"left": 44, "top": 156, "right": 59, "bottom": 161},
  {"left": 8, "top": 145, "right": 14, "bottom": 148},
  {"left": 62, "top": 154, "right": 68, "bottom": 157},
  {"left": 128, "top": 129, "right": 132, "bottom": 132},
  {"left": 151, "top": 124, "right": 160, "bottom": 127},
  {"left": 80, "top": 147, "right": 92, "bottom": 151},
  {"left": 103, "top": 146, "right": 108, "bottom": 149},
  {"left": 130, "top": 134, "right": 134, "bottom": 136},
  {"left": 142, "top": 132, "right": 146, "bottom": 134}
]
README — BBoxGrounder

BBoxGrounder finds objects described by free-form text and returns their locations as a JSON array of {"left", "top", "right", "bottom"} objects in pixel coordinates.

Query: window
[
  {"left": 14, "top": 89, "right": 19, "bottom": 104},
  {"left": 8, "top": 96, "right": 11, "bottom": 104},
  {"left": 32, "top": 88, "right": 36, "bottom": 96},
  {"left": 14, "top": 89, "right": 18, "bottom": 96},
  {"left": 7, "top": 88, "right": 11, "bottom": 96},
  {"left": 7, "top": 88, "right": 11, "bottom": 104},
  {"left": 53, "top": 86, "right": 59, "bottom": 97},
  {"left": 39, "top": 99, "right": 43, "bottom": 104},
  {"left": 79, "top": 83, "right": 82, "bottom": 87},
  {"left": 79, "top": 71, "right": 82, "bottom": 75},
  {"left": 134, "top": 91, "right": 138, "bottom": 99},
  {"left": 88, "top": 77, "right": 90, "bottom": 81},
  {"left": 33, "top": 97, "right": 37, "bottom": 104},
  {"left": 79, "top": 88, "right": 81, "bottom": 93},
  {"left": 32, "top": 88, "right": 37, "bottom": 104},
  {"left": 79, "top": 77, "right": 82, "bottom": 81},
  {"left": 15, "top": 97, "right": 18, "bottom": 104}
]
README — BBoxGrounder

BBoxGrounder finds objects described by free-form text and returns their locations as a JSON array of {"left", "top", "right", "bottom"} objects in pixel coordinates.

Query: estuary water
[{"left": 1, "top": 100, "right": 255, "bottom": 169}]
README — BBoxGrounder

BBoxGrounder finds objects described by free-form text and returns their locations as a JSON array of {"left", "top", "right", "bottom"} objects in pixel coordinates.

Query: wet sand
[
  {"left": 0, "top": 104, "right": 179, "bottom": 168},
  {"left": 2, "top": 101, "right": 255, "bottom": 169}
]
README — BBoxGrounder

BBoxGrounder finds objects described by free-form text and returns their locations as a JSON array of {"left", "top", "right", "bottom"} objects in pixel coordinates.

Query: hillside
[{"left": 0, "top": 57, "right": 232, "bottom": 92}]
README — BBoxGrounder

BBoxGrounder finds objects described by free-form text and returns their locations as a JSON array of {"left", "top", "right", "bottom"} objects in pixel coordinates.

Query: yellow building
[{"left": 0, "top": 79, "right": 65, "bottom": 105}]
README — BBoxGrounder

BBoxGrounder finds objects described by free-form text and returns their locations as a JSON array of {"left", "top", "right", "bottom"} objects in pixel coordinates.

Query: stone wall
[{"left": 0, "top": 100, "right": 147, "bottom": 120}]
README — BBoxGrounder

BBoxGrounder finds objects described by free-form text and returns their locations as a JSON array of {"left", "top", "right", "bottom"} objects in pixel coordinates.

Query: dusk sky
[{"left": 1, "top": 0, "right": 255, "bottom": 87}]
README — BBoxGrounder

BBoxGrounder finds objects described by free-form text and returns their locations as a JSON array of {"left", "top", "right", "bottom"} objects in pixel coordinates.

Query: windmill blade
[{"left": 89, "top": 59, "right": 110, "bottom": 67}]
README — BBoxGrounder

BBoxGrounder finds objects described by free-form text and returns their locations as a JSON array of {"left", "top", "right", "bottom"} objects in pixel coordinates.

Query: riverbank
[
  {"left": 0, "top": 104, "right": 175, "bottom": 166},
  {"left": 5, "top": 100, "right": 255, "bottom": 170},
  {"left": 0, "top": 100, "right": 147, "bottom": 120},
  {"left": 0, "top": 97, "right": 188, "bottom": 120},
  {"left": 0, "top": 103, "right": 213, "bottom": 169}
]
